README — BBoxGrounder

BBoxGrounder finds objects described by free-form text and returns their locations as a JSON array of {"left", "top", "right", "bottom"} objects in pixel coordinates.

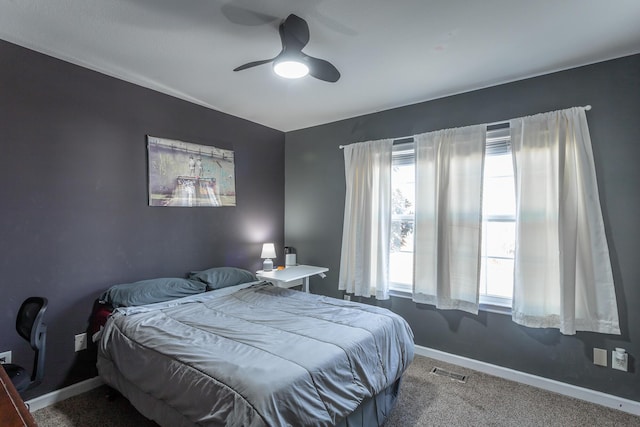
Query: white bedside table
[{"left": 256, "top": 265, "right": 329, "bottom": 293}]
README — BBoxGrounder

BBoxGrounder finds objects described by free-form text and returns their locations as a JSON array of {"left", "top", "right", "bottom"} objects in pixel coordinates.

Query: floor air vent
[{"left": 430, "top": 367, "right": 467, "bottom": 383}]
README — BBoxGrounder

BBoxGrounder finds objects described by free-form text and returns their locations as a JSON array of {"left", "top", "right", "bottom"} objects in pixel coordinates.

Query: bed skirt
[{"left": 336, "top": 377, "right": 402, "bottom": 427}]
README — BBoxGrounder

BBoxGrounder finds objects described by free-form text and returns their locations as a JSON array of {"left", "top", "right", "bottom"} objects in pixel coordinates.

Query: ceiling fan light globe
[{"left": 273, "top": 60, "right": 309, "bottom": 79}]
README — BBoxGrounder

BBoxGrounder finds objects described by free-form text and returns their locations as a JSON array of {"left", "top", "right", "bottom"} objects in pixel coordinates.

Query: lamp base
[{"left": 263, "top": 258, "right": 274, "bottom": 272}]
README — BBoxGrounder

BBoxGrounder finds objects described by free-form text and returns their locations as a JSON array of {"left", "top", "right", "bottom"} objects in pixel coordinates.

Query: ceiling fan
[{"left": 233, "top": 14, "right": 340, "bottom": 83}]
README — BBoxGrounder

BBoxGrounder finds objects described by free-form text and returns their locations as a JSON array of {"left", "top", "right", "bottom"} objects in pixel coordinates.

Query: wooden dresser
[{"left": 0, "top": 366, "right": 37, "bottom": 427}]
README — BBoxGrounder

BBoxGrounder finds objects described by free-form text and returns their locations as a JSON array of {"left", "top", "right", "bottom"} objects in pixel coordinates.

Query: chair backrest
[{"left": 15, "top": 297, "right": 48, "bottom": 385}]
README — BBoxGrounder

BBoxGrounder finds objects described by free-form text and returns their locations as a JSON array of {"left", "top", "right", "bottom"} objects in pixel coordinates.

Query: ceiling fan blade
[
  {"left": 221, "top": 3, "right": 278, "bottom": 26},
  {"left": 233, "top": 58, "right": 275, "bottom": 72},
  {"left": 302, "top": 55, "right": 340, "bottom": 82},
  {"left": 280, "top": 14, "right": 310, "bottom": 51}
]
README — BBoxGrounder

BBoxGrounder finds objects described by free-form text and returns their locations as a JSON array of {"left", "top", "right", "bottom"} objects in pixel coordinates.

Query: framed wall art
[{"left": 147, "top": 136, "right": 236, "bottom": 207}]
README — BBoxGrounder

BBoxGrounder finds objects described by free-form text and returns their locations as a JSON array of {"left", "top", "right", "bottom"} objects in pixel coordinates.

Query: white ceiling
[{"left": 1, "top": 0, "right": 640, "bottom": 132}]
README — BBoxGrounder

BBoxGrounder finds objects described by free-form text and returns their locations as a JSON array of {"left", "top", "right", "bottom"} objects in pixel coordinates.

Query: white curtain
[
  {"left": 339, "top": 139, "right": 394, "bottom": 299},
  {"left": 510, "top": 107, "right": 620, "bottom": 335},
  {"left": 413, "top": 125, "right": 486, "bottom": 314}
]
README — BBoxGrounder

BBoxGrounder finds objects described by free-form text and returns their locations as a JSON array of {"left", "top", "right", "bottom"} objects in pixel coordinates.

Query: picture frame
[{"left": 147, "top": 136, "right": 236, "bottom": 207}]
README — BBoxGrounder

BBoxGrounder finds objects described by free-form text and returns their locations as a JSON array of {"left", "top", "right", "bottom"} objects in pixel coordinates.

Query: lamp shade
[{"left": 261, "top": 243, "right": 277, "bottom": 259}]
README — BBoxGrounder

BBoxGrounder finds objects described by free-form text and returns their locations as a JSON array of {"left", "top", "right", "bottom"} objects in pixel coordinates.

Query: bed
[{"left": 96, "top": 269, "right": 414, "bottom": 427}]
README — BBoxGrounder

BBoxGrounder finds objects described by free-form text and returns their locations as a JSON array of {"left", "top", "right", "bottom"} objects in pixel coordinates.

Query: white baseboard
[
  {"left": 25, "top": 377, "right": 104, "bottom": 412},
  {"left": 414, "top": 345, "right": 640, "bottom": 417}
]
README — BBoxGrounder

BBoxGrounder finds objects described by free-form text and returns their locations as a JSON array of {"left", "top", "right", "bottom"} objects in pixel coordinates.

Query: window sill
[
  {"left": 389, "top": 289, "right": 512, "bottom": 316},
  {"left": 479, "top": 302, "right": 512, "bottom": 316}
]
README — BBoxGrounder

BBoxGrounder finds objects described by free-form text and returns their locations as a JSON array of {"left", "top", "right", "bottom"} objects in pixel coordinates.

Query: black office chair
[{"left": 1, "top": 297, "right": 48, "bottom": 395}]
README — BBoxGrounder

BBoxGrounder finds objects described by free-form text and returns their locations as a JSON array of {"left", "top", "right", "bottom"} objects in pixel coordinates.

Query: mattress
[{"left": 97, "top": 282, "right": 414, "bottom": 426}]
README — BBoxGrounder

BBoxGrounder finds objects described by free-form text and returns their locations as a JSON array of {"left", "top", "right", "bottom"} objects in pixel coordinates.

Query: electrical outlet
[
  {"left": 75, "top": 333, "right": 87, "bottom": 352},
  {"left": 343, "top": 295, "right": 351, "bottom": 301},
  {"left": 612, "top": 348, "right": 628, "bottom": 372},
  {"left": 593, "top": 348, "right": 607, "bottom": 367},
  {"left": 0, "top": 351, "right": 11, "bottom": 364}
]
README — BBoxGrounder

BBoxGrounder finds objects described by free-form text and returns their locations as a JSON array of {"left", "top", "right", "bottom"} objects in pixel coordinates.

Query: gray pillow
[
  {"left": 99, "top": 277, "right": 207, "bottom": 308},
  {"left": 189, "top": 267, "right": 256, "bottom": 290}
]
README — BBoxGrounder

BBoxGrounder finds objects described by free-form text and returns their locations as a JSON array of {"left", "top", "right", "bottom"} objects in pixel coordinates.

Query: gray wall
[
  {"left": 285, "top": 54, "right": 640, "bottom": 401},
  {"left": 0, "top": 40, "right": 285, "bottom": 399}
]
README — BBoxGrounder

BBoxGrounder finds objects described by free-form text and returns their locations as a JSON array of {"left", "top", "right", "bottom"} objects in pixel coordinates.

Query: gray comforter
[{"left": 97, "top": 282, "right": 414, "bottom": 426}]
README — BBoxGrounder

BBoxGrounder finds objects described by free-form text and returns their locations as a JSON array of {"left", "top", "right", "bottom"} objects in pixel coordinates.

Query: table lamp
[{"left": 261, "top": 243, "right": 276, "bottom": 271}]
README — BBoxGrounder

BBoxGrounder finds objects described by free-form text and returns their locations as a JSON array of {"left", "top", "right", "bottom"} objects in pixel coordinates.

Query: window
[
  {"left": 389, "top": 127, "right": 516, "bottom": 308},
  {"left": 390, "top": 142, "right": 415, "bottom": 292},
  {"left": 480, "top": 126, "right": 515, "bottom": 307}
]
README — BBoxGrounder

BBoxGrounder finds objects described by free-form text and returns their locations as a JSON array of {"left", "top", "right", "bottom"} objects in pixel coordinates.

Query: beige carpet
[
  {"left": 33, "top": 355, "right": 640, "bottom": 426},
  {"left": 385, "top": 356, "right": 640, "bottom": 427}
]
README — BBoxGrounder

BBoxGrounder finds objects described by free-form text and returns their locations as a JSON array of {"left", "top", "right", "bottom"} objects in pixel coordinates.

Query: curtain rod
[{"left": 338, "top": 105, "right": 592, "bottom": 149}]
